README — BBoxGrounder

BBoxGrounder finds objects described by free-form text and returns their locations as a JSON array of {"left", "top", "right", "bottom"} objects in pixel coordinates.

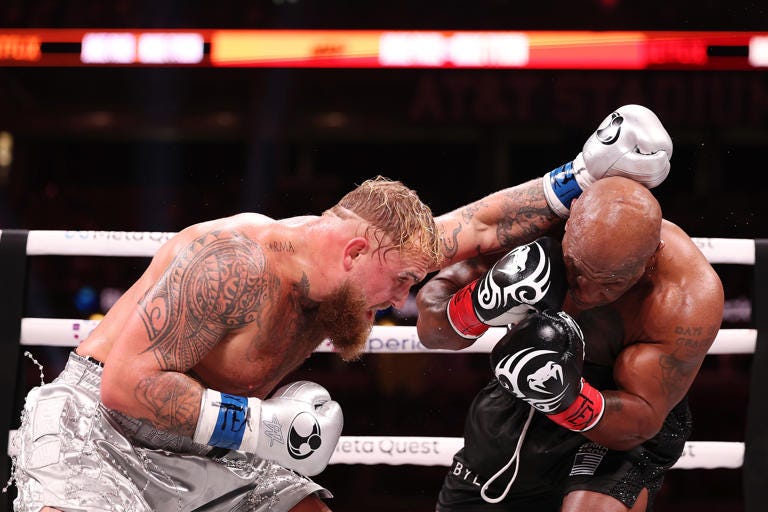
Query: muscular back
[{"left": 80, "top": 213, "right": 326, "bottom": 419}]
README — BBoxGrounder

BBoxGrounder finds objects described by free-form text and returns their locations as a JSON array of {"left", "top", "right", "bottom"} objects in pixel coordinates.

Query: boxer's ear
[{"left": 343, "top": 237, "right": 368, "bottom": 270}]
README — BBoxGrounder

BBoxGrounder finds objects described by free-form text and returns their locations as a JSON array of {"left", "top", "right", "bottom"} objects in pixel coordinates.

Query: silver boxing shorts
[{"left": 12, "top": 352, "right": 331, "bottom": 512}]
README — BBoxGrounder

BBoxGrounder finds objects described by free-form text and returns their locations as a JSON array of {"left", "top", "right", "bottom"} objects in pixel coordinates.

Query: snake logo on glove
[
  {"left": 595, "top": 112, "right": 623, "bottom": 145},
  {"left": 287, "top": 412, "right": 323, "bottom": 460},
  {"left": 494, "top": 347, "right": 571, "bottom": 413}
]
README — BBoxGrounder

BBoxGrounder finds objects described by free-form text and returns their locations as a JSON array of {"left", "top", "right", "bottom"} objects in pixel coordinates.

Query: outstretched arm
[
  {"left": 434, "top": 179, "right": 560, "bottom": 268},
  {"left": 433, "top": 104, "right": 673, "bottom": 270}
]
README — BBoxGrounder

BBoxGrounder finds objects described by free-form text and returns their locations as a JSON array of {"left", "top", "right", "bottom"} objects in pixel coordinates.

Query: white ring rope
[
  {"left": 5, "top": 430, "right": 742, "bottom": 470},
  {"left": 19, "top": 320, "right": 758, "bottom": 355},
  {"left": 0, "top": 230, "right": 756, "bottom": 265},
  {"left": 327, "top": 438, "right": 744, "bottom": 470}
]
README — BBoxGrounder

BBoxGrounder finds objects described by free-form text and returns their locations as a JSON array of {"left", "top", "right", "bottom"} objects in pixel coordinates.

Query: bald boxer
[
  {"left": 418, "top": 177, "right": 724, "bottom": 511},
  {"left": 13, "top": 177, "right": 440, "bottom": 512}
]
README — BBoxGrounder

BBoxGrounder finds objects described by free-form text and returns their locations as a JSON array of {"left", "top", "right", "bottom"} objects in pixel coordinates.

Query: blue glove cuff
[
  {"left": 208, "top": 393, "right": 249, "bottom": 449},
  {"left": 546, "top": 161, "right": 583, "bottom": 212}
]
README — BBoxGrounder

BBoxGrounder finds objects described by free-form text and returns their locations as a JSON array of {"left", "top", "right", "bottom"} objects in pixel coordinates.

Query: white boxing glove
[
  {"left": 194, "top": 381, "right": 343, "bottom": 476},
  {"left": 542, "top": 104, "right": 673, "bottom": 217}
]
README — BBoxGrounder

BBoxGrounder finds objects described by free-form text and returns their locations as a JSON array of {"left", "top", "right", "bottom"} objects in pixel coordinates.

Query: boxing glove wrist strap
[
  {"left": 193, "top": 388, "right": 260, "bottom": 452},
  {"left": 541, "top": 155, "right": 586, "bottom": 218},
  {"left": 446, "top": 280, "right": 489, "bottom": 339},
  {"left": 547, "top": 378, "right": 605, "bottom": 432}
]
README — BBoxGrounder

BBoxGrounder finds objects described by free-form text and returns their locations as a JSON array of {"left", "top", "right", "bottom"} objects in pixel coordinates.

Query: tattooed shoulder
[{"left": 138, "top": 230, "right": 279, "bottom": 370}]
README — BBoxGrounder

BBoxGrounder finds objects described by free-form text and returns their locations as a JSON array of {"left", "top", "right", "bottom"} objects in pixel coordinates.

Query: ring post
[
  {"left": 0, "top": 230, "right": 28, "bottom": 511},
  {"left": 744, "top": 239, "right": 768, "bottom": 512}
]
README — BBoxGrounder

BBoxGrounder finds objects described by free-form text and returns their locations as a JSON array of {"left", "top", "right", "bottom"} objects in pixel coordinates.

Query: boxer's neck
[{"left": 278, "top": 213, "right": 371, "bottom": 302}]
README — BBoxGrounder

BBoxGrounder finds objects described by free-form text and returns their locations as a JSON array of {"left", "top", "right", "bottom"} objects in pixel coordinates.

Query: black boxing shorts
[{"left": 436, "top": 364, "right": 692, "bottom": 512}]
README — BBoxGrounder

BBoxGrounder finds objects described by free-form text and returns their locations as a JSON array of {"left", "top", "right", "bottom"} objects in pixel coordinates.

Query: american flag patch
[{"left": 569, "top": 444, "right": 608, "bottom": 476}]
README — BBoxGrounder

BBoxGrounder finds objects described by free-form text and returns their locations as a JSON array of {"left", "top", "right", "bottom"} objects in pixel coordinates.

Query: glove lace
[{"left": 480, "top": 405, "right": 535, "bottom": 504}]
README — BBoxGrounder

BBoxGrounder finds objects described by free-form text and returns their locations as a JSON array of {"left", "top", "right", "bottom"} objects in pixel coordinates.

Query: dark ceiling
[{"left": 0, "top": 1, "right": 765, "bottom": 237}]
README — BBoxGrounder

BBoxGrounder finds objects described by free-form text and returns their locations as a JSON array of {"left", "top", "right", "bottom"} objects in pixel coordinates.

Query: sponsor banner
[{"left": 329, "top": 436, "right": 462, "bottom": 466}]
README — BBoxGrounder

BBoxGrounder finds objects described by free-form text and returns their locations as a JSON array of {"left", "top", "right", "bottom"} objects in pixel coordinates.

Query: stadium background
[{"left": 0, "top": 2, "right": 766, "bottom": 511}]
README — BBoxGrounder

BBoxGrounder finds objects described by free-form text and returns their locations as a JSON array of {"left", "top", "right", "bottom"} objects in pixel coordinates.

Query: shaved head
[{"left": 566, "top": 177, "right": 662, "bottom": 279}]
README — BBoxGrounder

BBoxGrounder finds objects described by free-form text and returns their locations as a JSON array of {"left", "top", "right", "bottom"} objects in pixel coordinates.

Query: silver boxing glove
[
  {"left": 194, "top": 381, "right": 343, "bottom": 476},
  {"left": 543, "top": 104, "right": 673, "bottom": 217}
]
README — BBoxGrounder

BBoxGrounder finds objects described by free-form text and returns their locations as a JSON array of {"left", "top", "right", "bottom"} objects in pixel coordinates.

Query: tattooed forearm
[
  {"left": 496, "top": 187, "right": 560, "bottom": 249},
  {"left": 440, "top": 224, "right": 462, "bottom": 261},
  {"left": 438, "top": 180, "right": 560, "bottom": 263},
  {"left": 460, "top": 202, "right": 484, "bottom": 224},
  {"left": 604, "top": 393, "right": 624, "bottom": 415},
  {"left": 139, "top": 230, "right": 277, "bottom": 371},
  {"left": 657, "top": 349, "right": 700, "bottom": 396},
  {"left": 134, "top": 372, "right": 202, "bottom": 436}
]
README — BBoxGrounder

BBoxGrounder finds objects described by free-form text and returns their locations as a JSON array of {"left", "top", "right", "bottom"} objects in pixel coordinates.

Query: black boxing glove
[
  {"left": 491, "top": 311, "right": 604, "bottom": 432},
  {"left": 446, "top": 237, "right": 567, "bottom": 339}
]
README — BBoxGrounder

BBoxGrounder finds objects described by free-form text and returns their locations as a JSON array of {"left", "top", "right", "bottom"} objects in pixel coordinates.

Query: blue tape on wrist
[
  {"left": 547, "top": 161, "right": 582, "bottom": 210},
  {"left": 208, "top": 393, "right": 249, "bottom": 450}
]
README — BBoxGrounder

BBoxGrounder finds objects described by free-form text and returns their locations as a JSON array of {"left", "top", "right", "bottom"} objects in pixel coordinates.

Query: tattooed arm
[
  {"left": 434, "top": 178, "right": 562, "bottom": 269},
  {"left": 99, "top": 227, "right": 270, "bottom": 437}
]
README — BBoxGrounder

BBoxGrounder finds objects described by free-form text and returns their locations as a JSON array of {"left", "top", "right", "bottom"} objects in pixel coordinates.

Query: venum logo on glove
[
  {"left": 287, "top": 412, "right": 323, "bottom": 460},
  {"left": 475, "top": 242, "right": 551, "bottom": 317},
  {"left": 493, "top": 346, "right": 571, "bottom": 413},
  {"left": 595, "top": 112, "right": 623, "bottom": 145}
]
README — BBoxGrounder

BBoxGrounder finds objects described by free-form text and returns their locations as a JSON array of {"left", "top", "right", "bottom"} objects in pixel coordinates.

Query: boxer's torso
[
  {"left": 564, "top": 220, "right": 718, "bottom": 370},
  {"left": 78, "top": 213, "right": 330, "bottom": 398}
]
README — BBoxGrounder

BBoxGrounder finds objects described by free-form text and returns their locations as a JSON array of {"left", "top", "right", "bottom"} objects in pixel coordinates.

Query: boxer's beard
[{"left": 316, "top": 280, "right": 372, "bottom": 361}]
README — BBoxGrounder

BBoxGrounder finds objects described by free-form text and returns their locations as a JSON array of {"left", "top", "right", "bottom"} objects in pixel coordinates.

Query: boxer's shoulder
[{"left": 657, "top": 221, "right": 723, "bottom": 304}]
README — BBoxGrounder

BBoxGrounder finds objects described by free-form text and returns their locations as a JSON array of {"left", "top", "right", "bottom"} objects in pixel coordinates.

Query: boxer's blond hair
[{"left": 329, "top": 176, "right": 442, "bottom": 269}]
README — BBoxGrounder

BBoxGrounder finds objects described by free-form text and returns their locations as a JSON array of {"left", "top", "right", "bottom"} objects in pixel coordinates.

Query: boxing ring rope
[
  {"left": 17, "top": 320, "right": 759, "bottom": 354},
  {"left": 15, "top": 229, "right": 756, "bottom": 263},
  {"left": 0, "top": 230, "right": 764, "bottom": 509}
]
